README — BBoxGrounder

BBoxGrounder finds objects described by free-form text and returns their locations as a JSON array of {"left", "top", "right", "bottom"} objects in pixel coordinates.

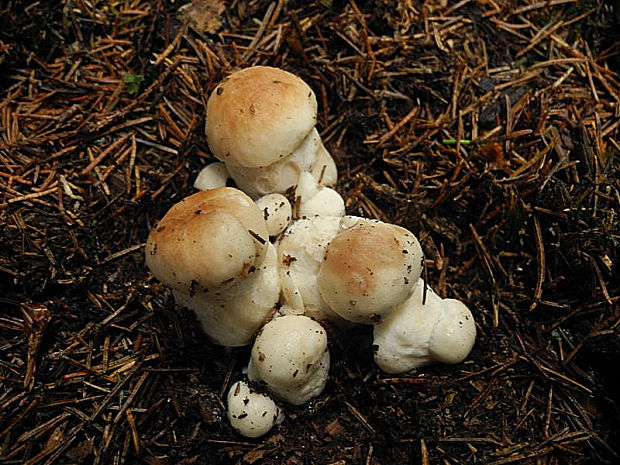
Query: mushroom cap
[
  {"left": 145, "top": 187, "right": 269, "bottom": 294},
  {"left": 248, "top": 315, "right": 330, "bottom": 405},
  {"left": 429, "top": 299, "right": 476, "bottom": 364},
  {"left": 317, "top": 220, "right": 424, "bottom": 323},
  {"left": 206, "top": 66, "right": 317, "bottom": 168},
  {"left": 255, "top": 193, "right": 292, "bottom": 237},
  {"left": 193, "top": 162, "right": 230, "bottom": 191},
  {"left": 227, "top": 381, "right": 282, "bottom": 438},
  {"left": 276, "top": 216, "right": 342, "bottom": 321},
  {"left": 227, "top": 127, "right": 320, "bottom": 198},
  {"left": 173, "top": 243, "right": 280, "bottom": 347},
  {"left": 295, "top": 172, "right": 345, "bottom": 219},
  {"left": 372, "top": 280, "right": 443, "bottom": 373}
]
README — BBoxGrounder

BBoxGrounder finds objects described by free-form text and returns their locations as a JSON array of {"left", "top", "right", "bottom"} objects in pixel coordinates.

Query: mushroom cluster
[{"left": 145, "top": 66, "right": 477, "bottom": 438}]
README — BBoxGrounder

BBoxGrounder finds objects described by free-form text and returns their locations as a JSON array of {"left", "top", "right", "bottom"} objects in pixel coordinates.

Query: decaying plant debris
[{"left": 1, "top": 0, "right": 618, "bottom": 464}]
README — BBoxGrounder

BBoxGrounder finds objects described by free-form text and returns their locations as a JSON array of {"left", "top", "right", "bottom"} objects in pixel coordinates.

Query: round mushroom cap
[
  {"left": 295, "top": 172, "right": 345, "bottom": 219},
  {"left": 317, "top": 221, "right": 424, "bottom": 323},
  {"left": 145, "top": 187, "right": 269, "bottom": 294},
  {"left": 206, "top": 66, "right": 317, "bottom": 168},
  {"left": 255, "top": 193, "right": 292, "bottom": 236},
  {"left": 429, "top": 299, "right": 476, "bottom": 364},
  {"left": 248, "top": 315, "right": 330, "bottom": 405},
  {"left": 193, "top": 162, "right": 230, "bottom": 191},
  {"left": 373, "top": 280, "right": 443, "bottom": 374},
  {"left": 227, "top": 381, "right": 282, "bottom": 438}
]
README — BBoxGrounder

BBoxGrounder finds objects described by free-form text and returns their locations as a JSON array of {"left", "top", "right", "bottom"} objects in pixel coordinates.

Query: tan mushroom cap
[
  {"left": 145, "top": 187, "right": 269, "bottom": 295},
  {"left": 317, "top": 221, "right": 424, "bottom": 323},
  {"left": 206, "top": 66, "right": 318, "bottom": 168}
]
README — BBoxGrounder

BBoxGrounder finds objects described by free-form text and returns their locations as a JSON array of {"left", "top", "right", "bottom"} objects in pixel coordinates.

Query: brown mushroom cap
[
  {"left": 317, "top": 221, "right": 424, "bottom": 323},
  {"left": 145, "top": 187, "right": 269, "bottom": 294},
  {"left": 205, "top": 66, "right": 317, "bottom": 168}
]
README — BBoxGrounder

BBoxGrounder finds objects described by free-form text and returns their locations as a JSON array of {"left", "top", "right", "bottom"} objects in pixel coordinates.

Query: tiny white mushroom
[
  {"left": 255, "top": 193, "right": 292, "bottom": 236},
  {"left": 248, "top": 315, "right": 330, "bottom": 405},
  {"left": 429, "top": 299, "right": 477, "bottom": 364},
  {"left": 226, "top": 380, "right": 282, "bottom": 438},
  {"left": 295, "top": 172, "right": 345, "bottom": 219},
  {"left": 309, "top": 139, "right": 338, "bottom": 187},
  {"left": 193, "top": 162, "right": 230, "bottom": 191}
]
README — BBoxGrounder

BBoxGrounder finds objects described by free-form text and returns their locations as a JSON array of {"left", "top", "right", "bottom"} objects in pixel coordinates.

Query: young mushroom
[
  {"left": 205, "top": 66, "right": 337, "bottom": 198},
  {"left": 193, "top": 162, "right": 230, "bottom": 191},
  {"left": 145, "top": 187, "right": 280, "bottom": 346},
  {"left": 373, "top": 279, "right": 476, "bottom": 373},
  {"left": 248, "top": 315, "right": 330, "bottom": 405},
  {"left": 294, "top": 172, "right": 345, "bottom": 219},
  {"left": 317, "top": 219, "right": 424, "bottom": 324},
  {"left": 255, "top": 193, "right": 292, "bottom": 237},
  {"left": 226, "top": 380, "right": 283, "bottom": 438}
]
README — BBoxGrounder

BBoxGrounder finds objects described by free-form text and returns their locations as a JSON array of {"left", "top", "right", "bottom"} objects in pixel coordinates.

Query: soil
[{"left": 1, "top": 1, "right": 619, "bottom": 464}]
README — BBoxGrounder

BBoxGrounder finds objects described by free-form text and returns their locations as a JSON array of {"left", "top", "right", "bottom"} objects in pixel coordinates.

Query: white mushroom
[
  {"left": 255, "top": 193, "right": 292, "bottom": 237},
  {"left": 428, "top": 298, "right": 477, "bottom": 364},
  {"left": 317, "top": 220, "right": 424, "bottom": 324},
  {"left": 145, "top": 187, "right": 279, "bottom": 346},
  {"left": 193, "top": 162, "right": 230, "bottom": 191},
  {"left": 226, "top": 380, "right": 282, "bottom": 438},
  {"left": 205, "top": 67, "right": 338, "bottom": 198},
  {"left": 248, "top": 315, "right": 330, "bottom": 405},
  {"left": 373, "top": 280, "right": 476, "bottom": 373},
  {"left": 294, "top": 172, "right": 345, "bottom": 219}
]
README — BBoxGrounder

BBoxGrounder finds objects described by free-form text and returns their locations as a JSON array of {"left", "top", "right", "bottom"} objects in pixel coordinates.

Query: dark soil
[{"left": 1, "top": 1, "right": 619, "bottom": 464}]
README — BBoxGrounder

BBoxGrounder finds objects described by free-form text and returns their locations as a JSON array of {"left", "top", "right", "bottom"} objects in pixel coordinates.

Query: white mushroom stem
[
  {"left": 194, "top": 162, "right": 230, "bottom": 191},
  {"left": 227, "top": 381, "right": 282, "bottom": 438},
  {"left": 276, "top": 216, "right": 342, "bottom": 321},
  {"left": 294, "top": 172, "right": 345, "bottom": 219},
  {"left": 227, "top": 128, "right": 320, "bottom": 199},
  {"left": 174, "top": 243, "right": 280, "bottom": 347},
  {"left": 309, "top": 139, "right": 338, "bottom": 187},
  {"left": 372, "top": 280, "right": 476, "bottom": 374},
  {"left": 255, "top": 193, "right": 292, "bottom": 237},
  {"left": 428, "top": 298, "right": 477, "bottom": 364},
  {"left": 248, "top": 315, "right": 330, "bottom": 405},
  {"left": 226, "top": 128, "right": 338, "bottom": 199}
]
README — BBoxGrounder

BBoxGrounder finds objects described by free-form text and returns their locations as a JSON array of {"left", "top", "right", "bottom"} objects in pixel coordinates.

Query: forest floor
[{"left": 1, "top": 0, "right": 619, "bottom": 464}]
